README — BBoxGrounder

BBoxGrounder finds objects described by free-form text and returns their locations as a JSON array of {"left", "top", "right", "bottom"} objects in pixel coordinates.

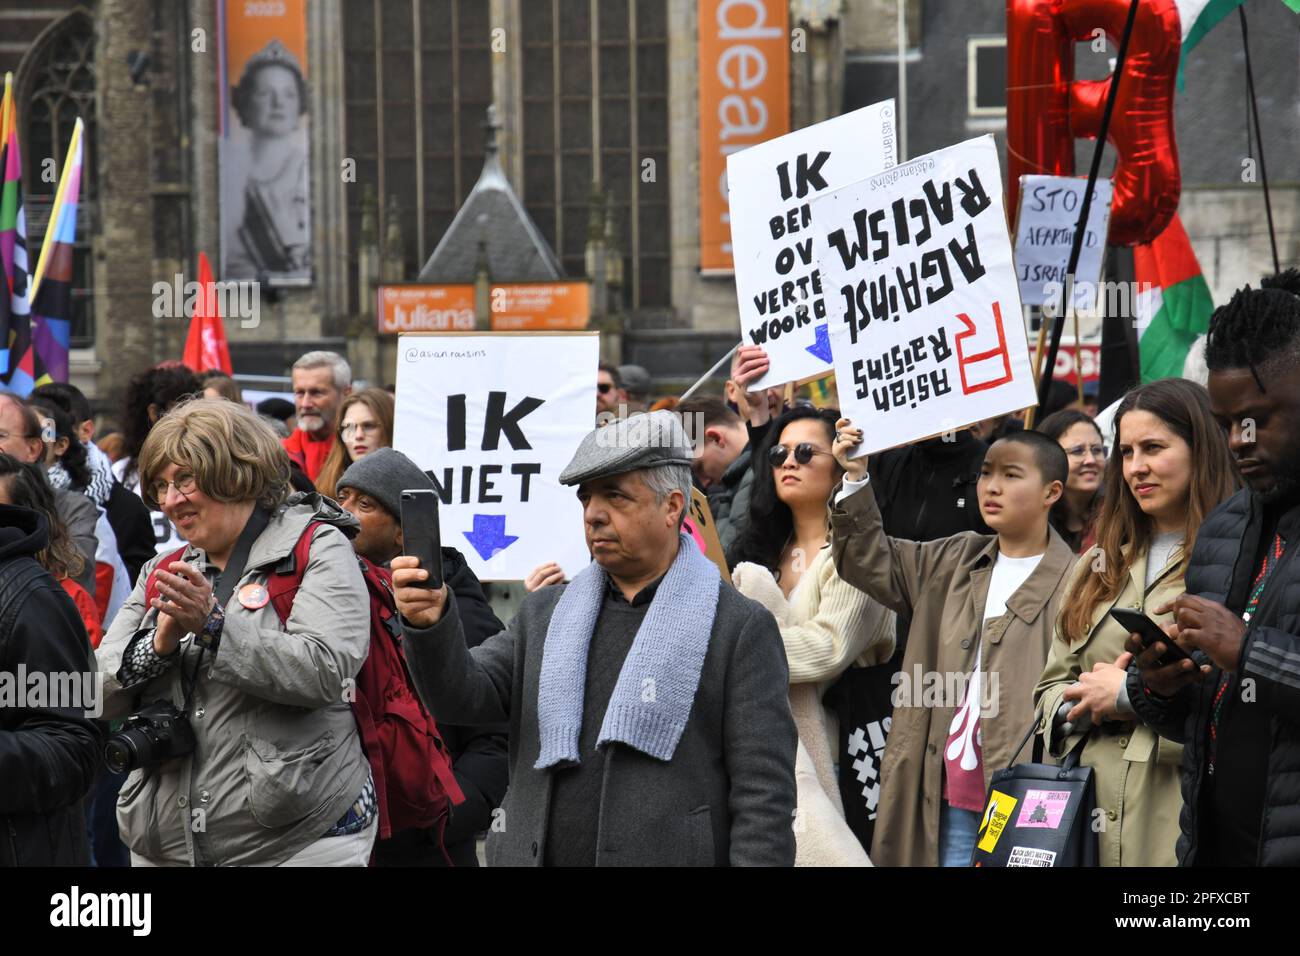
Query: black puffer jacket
[
  {"left": 1128, "top": 489, "right": 1300, "bottom": 865},
  {"left": 0, "top": 504, "right": 102, "bottom": 866}
]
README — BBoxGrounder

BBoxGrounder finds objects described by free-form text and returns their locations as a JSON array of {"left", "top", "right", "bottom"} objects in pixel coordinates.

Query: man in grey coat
[{"left": 393, "top": 411, "right": 797, "bottom": 866}]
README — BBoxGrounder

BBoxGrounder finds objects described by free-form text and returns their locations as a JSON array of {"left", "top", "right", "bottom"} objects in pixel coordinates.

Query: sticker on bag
[
  {"left": 1006, "top": 845, "right": 1056, "bottom": 867},
  {"left": 1015, "top": 789, "right": 1070, "bottom": 829},
  {"left": 976, "top": 789, "right": 1018, "bottom": 853}
]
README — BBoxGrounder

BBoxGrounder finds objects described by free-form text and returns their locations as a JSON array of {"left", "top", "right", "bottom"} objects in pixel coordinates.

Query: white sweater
[{"left": 733, "top": 546, "right": 896, "bottom": 866}]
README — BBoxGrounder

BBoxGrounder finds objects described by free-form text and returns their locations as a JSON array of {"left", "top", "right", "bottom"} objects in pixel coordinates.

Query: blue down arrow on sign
[
  {"left": 463, "top": 514, "right": 520, "bottom": 561},
  {"left": 806, "top": 324, "right": 833, "bottom": 364}
]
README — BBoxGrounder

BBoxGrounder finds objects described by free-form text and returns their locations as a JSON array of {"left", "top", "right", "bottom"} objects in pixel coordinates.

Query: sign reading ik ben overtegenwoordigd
[
  {"left": 1013, "top": 175, "right": 1112, "bottom": 310},
  {"left": 393, "top": 333, "right": 599, "bottom": 580},
  {"left": 727, "top": 100, "right": 897, "bottom": 389},
  {"left": 811, "top": 136, "right": 1037, "bottom": 456}
]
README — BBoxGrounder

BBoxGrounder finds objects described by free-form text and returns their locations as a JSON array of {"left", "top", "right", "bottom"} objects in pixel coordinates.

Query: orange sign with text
[
  {"left": 698, "top": 0, "right": 790, "bottom": 273},
  {"left": 489, "top": 282, "right": 589, "bottom": 331},
  {"left": 378, "top": 285, "right": 476, "bottom": 334}
]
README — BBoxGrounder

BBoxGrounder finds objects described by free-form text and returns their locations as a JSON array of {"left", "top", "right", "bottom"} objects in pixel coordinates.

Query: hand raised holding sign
[
  {"left": 832, "top": 418, "right": 868, "bottom": 482},
  {"left": 525, "top": 561, "right": 566, "bottom": 593},
  {"left": 729, "top": 345, "right": 776, "bottom": 427}
]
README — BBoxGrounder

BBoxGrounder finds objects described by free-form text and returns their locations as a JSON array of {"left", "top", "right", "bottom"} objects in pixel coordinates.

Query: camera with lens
[{"left": 104, "top": 700, "right": 197, "bottom": 774}]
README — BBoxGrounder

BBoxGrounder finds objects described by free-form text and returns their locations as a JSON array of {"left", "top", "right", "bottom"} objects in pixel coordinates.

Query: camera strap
[{"left": 179, "top": 507, "right": 273, "bottom": 708}]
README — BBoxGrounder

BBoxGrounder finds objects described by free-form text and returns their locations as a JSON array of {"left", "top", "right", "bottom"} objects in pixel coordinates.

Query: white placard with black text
[
  {"left": 1013, "top": 175, "right": 1112, "bottom": 309},
  {"left": 812, "top": 135, "right": 1037, "bottom": 455},
  {"left": 727, "top": 100, "right": 897, "bottom": 389},
  {"left": 393, "top": 333, "right": 599, "bottom": 580}
]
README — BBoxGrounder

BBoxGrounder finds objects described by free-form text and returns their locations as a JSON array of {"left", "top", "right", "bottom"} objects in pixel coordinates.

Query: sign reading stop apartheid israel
[
  {"left": 1013, "top": 175, "right": 1112, "bottom": 310},
  {"left": 393, "top": 332, "right": 599, "bottom": 580},
  {"left": 727, "top": 100, "right": 898, "bottom": 390},
  {"left": 811, "top": 136, "right": 1036, "bottom": 456}
]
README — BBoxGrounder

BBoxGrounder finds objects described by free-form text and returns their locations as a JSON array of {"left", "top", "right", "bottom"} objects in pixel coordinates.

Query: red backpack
[{"left": 145, "top": 522, "right": 465, "bottom": 848}]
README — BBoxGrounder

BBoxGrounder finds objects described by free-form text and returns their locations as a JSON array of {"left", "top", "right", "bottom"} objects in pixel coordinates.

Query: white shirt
[{"left": 984, "top": 552, "right": 1045, "bottom": 620}]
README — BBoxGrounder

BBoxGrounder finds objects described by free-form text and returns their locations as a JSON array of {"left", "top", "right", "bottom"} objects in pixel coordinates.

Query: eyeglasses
[
  {"left": 0, "top": 430, "right": 37, "bottom": 442},
  {"left": 768, "top": 442, "right": 834, "bottom": 468},
  {"left": 1064, "top": 444, "right": 1107, "bottom": 460},
  {"left": 149, "top": 472, "right": 198, "bottom": 502},
  {"left": 340, "top": 421, "right": 381, "bottom": 437},
  {"left": 597, "top": 383, "right": 614, "bottom": 394}
]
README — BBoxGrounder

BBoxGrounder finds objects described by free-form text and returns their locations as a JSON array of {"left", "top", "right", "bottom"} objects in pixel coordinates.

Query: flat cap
[{"left": 559, "top": 410, "right": 695, "bottom": 486}]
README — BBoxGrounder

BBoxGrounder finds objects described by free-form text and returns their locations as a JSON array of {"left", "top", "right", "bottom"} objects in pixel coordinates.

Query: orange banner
[
  {"left": 489, "top": 281, "right": 589, "bottom": 331},
  {"left": 378, "top": 285, "right": 476, "bottom": 334},
  {"left": 698, "top": 0, "right": 790, "bottom": 274}
]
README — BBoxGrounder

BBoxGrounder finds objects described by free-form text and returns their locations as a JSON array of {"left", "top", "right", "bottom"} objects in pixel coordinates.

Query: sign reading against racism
[
  {"left": 393, "top": 333, "right": 600, "bottom": 580},
  {"left": 1013, "top": 175, "right": 1112, "bottom": 310},
  {"left": 218, "top": 0, "right": 312, "bottom": 286},
  {"left": 812, "top": 136, "right": 1036, "bottom": 456},
  {"left": 490, "top": 282, "right": 589, "bottom": 331},
  {"left": 727, "top": 100, "right": 897, "bottom": 389},
  {"left": 378, "top": 285, "right": 476, "bottom": 334},
  {"left": 698, "top": 0, "right": 790, "bottom": 273}
]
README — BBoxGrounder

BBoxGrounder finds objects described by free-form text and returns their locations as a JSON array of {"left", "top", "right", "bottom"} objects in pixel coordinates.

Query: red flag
[{"left": 182, "top": 252, "right": 232, "bottom": 375}]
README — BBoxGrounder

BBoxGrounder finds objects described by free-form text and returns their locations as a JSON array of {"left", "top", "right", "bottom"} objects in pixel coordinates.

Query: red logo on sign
[{"left": 954, "top": 302, "right": 1013, "bottom": 395}]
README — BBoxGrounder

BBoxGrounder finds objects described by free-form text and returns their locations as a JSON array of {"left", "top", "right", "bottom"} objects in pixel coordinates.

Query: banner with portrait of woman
[{"left": 218, "top": 0, "right": 312, "bottom": 286}]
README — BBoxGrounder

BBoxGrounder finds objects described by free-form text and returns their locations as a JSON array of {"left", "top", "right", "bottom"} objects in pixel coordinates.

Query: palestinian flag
[
  {"left": 20, "top": 115, "right": 83, "bottom": 391},
  {"left": 0, "top": 72, "right": 31, "bottom": 380},
  {"left": 1133, "top": 213, "right": 1214, "bottom": 382},
  {"left": 1177, "top": 1, "right": 1300, "bottom": 90}
]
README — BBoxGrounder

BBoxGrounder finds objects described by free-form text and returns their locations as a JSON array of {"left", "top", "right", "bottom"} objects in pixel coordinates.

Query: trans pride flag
[{"left": 19, "top": 115, "right": 84, "bottom": 392}]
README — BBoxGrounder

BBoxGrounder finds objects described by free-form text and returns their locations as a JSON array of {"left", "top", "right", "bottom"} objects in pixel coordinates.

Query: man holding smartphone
[
  {"left": 1127, "top": 272, "right": 1300, "bottom": 866},
  {"left": 391, "top": 411, "right": 797, "bottom": 866}
]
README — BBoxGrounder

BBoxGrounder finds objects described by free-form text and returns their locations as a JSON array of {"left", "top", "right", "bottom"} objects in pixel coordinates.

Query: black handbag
[
  {"left": 970, "top": 717, "right": 1098, "bottom": 867},
  {"left": 823, "top": 638, "right": 905, "bottom": 854}
]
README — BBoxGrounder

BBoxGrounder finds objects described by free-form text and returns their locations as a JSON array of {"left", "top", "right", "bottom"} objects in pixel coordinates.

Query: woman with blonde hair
[
  {"left": 97, "top": 397, "right": 373, "bottom": 866},
  {"left": 315, "top": 388, "right": 395, "bottom": 500},
  {"left": 1035, "top": 378, "right": 1240, "bottom": 866}
]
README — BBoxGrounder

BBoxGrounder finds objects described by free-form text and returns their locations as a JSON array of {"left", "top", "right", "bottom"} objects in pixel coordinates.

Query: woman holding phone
[{"left": 1034, "top": 378, "right": 1239, "bottom": 866}]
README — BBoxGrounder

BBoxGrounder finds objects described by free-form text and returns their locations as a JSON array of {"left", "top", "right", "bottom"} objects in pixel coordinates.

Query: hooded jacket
[
  {"left": 0, "top": 504, "right": 101, "bottom": 866},
  {"left": 96, "top": 493, "right": 371, "bottom": 866}
]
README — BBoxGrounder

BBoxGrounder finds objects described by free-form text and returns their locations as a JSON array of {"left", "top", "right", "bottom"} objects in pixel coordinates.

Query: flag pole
[
  {"left": 1239, "top": 5, "right": 1279, "bottom": 275},
  {"left": 1036, "top": 0, "right": 1139, "bottom": 413},
  {"left": 680, "top": 342, "right": 740, "bottom": 401}
]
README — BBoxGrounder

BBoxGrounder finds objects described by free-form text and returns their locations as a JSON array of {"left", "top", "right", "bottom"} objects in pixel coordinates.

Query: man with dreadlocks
[{"left": 1126, "top": 269, "right": 1300, "bottom": 866}]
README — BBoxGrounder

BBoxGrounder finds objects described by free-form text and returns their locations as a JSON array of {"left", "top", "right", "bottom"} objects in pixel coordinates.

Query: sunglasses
[
  {"left": 597, "top": 383, "right": 614, "bottom": 394},
  {"left": 768, "top": 442, "right": 833, "bottom": 468}
]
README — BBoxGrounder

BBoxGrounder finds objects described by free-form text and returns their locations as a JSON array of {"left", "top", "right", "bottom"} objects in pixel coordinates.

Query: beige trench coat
[
  {"left": 1034, "top": 544, "right": 1186, "bottom": 867},
  {"left": 831, "top": 480, "right": 1076, "bottom": 867}
]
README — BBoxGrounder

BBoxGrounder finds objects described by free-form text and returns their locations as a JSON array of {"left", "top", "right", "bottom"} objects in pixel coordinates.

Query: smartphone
[
  {"left": 399, "top": 489, "right": 443, "bottom": 590},
  {"left": 1109, "top": 607, "right": 1191, "bottom": 666}
]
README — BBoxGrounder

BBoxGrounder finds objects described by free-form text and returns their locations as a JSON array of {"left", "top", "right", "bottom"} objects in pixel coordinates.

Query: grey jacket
[
  {"left": 96, "top": 494, "right": 371, "bottom": 865},
  {"left": 55, "top": 487, "right": 98, "bottom": 597},
  {"left": 403, "top": 579, "right": 798, "bottom": 866},
  {"left": 711, "top": 447, "right": 755, "bottom": 553}
]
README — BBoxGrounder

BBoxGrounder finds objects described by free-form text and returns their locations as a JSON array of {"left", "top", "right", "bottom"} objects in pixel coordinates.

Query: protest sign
[
  {"left": 727, "top": 100, "right": 897, "bottom": 389},
  {"left": 1013, "top": 175, "right": 1112, "bottom": 310},
  {"left": 683, "top": 487, "right": 729, "bottom": 578},
  {"left": 392, "top": 332, "right": 599, "bottom": 580},
  {"left": 812, "top": 135, "right": 1037, "bottom": 456}
]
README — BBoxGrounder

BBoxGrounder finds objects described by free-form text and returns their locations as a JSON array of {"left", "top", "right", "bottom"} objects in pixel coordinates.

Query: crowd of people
[{"left": 4, "top": 269, "right": 1300, "bottom": 867}]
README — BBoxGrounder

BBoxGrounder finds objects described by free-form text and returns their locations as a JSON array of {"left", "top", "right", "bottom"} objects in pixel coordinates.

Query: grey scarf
[{"left": 535, "top": 533, "right": 720, "bottom": 768}]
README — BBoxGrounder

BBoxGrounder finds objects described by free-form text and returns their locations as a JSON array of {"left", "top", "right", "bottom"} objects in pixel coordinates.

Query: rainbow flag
[
  {"left": 17, "top": 116, "right": 83, "bottom": 392},
  {"left": 0, "top": 72, "right": 32, "bottom": 380}
]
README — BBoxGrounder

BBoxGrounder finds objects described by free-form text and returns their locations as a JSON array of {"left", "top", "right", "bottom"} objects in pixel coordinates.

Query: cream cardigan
[{"left": 733, "top": 546, "right": 895, "bottom": 866}]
